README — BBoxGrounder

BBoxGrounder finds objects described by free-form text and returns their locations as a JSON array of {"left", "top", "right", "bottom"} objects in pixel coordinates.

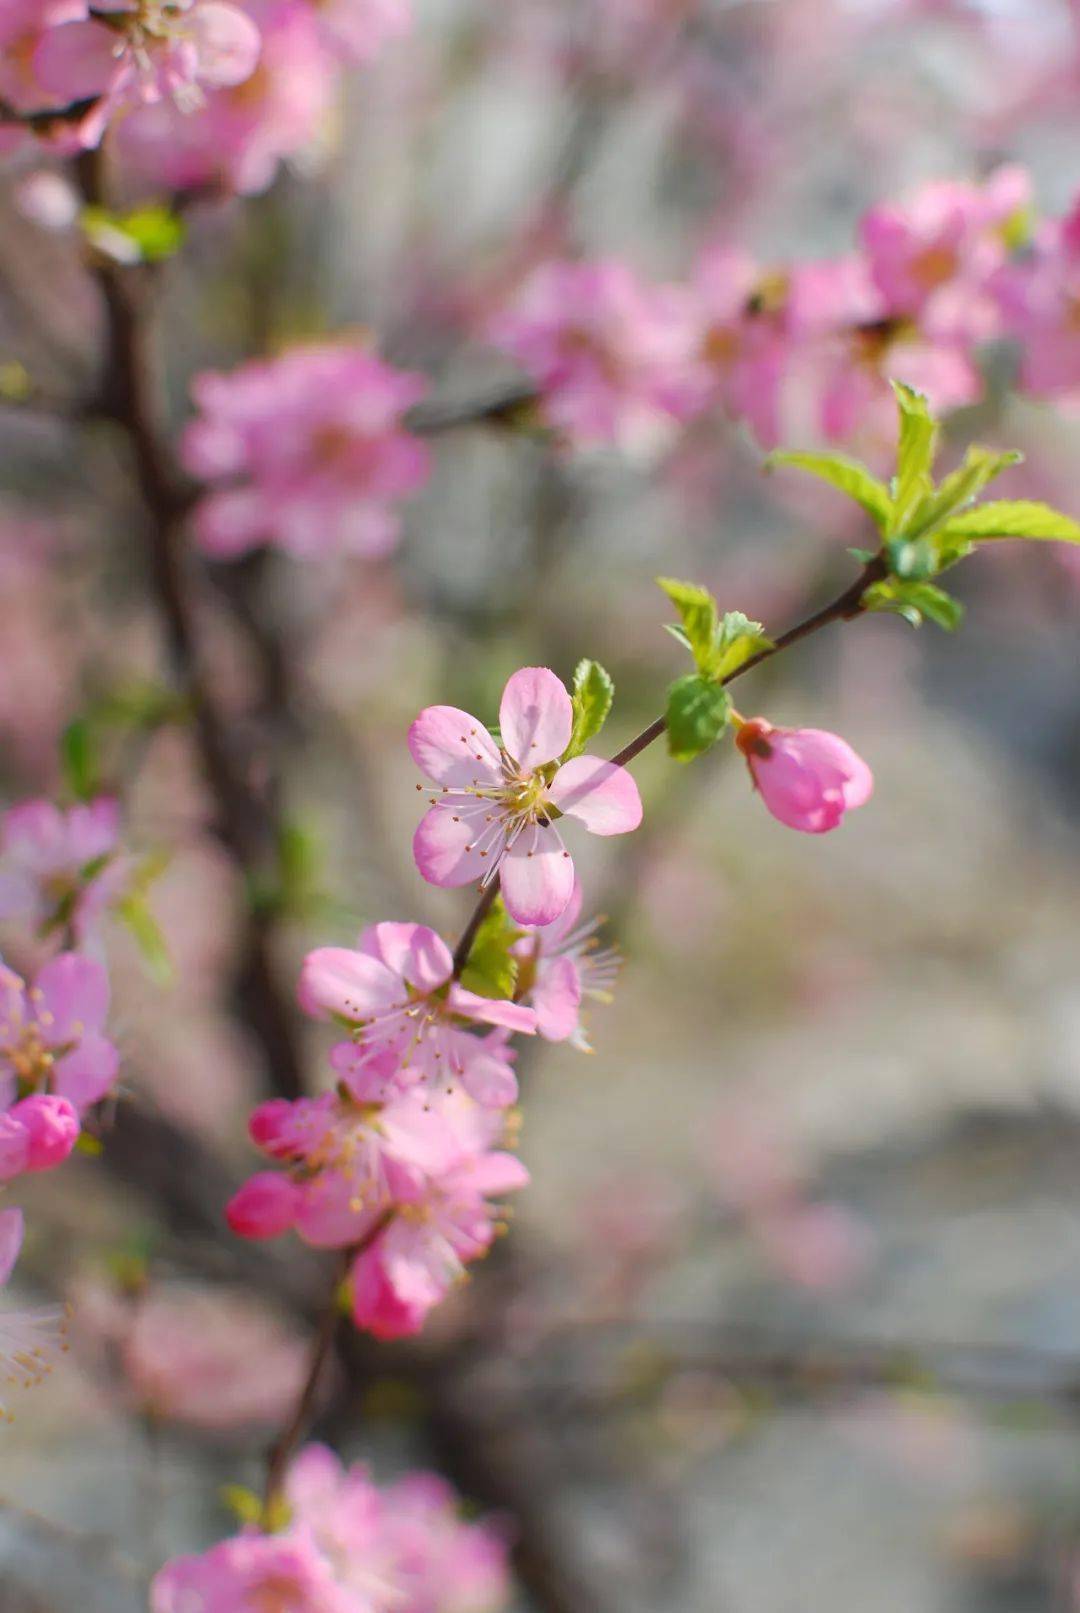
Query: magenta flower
[
  {"left": 182, "top": 342, "right": 431, "bottom": 560},
  {"left": 350, "top": 1149, "right": 528, "bottom": 1340},
  {"left": 514, "top": 879, "right": 620, "bottom": 1048},
  {"left": 33, "top": 0, "right": 261, "bottom": 146},
  {"left": 298, "top": 921, "right": 536, "bottom": 1108},
  {"left": 410, "top": 667, "right": 642, "bottom": 928},
  {"left": 0, "top": 954, "right": 119, "bottom": 1143},
  {"left": 0, "top": 796, "right": 127, "bottom": 944},
  {"left": 735, "top": 718, "right": 873, "bottom": 834}
]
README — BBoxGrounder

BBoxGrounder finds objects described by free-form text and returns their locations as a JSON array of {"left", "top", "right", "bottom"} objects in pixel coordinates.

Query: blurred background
[{"left": 3, "top": 1, "right": 1080, "bottom": 1609}]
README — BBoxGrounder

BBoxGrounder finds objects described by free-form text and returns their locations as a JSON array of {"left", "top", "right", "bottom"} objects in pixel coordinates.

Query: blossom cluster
[
  {"left": 152, "top": 1443, "right": 511, "bottom": 1613},
  {"left": 485, "top": 167, "right": 1080, "bottom": 456},
  {"left": 0, "top": 0, "right": 410, "bottom": 193}
]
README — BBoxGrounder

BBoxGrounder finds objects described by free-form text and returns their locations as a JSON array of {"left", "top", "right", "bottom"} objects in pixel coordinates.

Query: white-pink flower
[
  {"left": 514, "top": 879, "right": 620, "bottom": 1048},
  {"left": 410, "top": 668, "right": 642, "bottom": 927},
  {"left": 33, "top": 0, "right": 261, "bottom": 145},
  {"left": 0, "top": 953, "right": 119, "bottom": 1136},
  {"left": 299, "top": 921, "right": 535, "bottom": 1109},
  {"left": 0, "top": 1206, "right": 69, "bottom": 1418},
  {"left": 0, "top": 796, "right": 127, "bottom": 944}
]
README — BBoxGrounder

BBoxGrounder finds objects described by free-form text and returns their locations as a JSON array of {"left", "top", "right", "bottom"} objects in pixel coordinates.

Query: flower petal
[
  {"left": 531, "top": 955, "right": 582, "bottom": 1041},
  {"left": 408, "top": 706, "right": 501, "bottom": 787},
  {"left": 35, "top": 952, "right": 110, "bottom": 1041},
  {"left": 0, "top": 1207, "right": 24, "bottom": 1286},
  {"left": 412, "top": 805, "right": 496, "bottom": 890},
  {"left": 188, "top": 0, "right": 261, "bottom": 87},
  {"left": 297, "top": 947, "right": 401, "bottom": 1023},
  {"left": 500, "top": 823, "right": 574, "bottom": 926},
  {"left": 446, "top": 984, "right": 537, "bottom": 1035},
  {"left": 358, "top": 922, "right": 452, "bottom": 995},
  {"left": 499, "top": 667, "right": 572, "bottom": 768},
  {"left": 52, "top": 1032, "right": 119, "bottom": 1111},
  {"left": 547, "top": 754, "right": 643, "bottom": 835}
]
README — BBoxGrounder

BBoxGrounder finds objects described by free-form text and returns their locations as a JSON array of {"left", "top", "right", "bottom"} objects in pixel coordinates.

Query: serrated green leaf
[
  {"left": 712, "top": 611, "right": 774, "bottom": 679},
  {"left": 890, "top": 381, "right": 939, "bottom": 531},
  {"left": 459, "top": 896, "right": 521, "bottom": 1001},
  {"left": 563, "top": 659, "right": 614, "bottom": 761},
  {"left": 936, "top": 500, "right": 1080, "bottom": 545},
  {"left": 766, "top": 449, "right": 893, "bottom": 531},
  {"left": 665, "top": 674, "right": 731, "bottom": 762},
  {"left": 863, "top": 578, "right": 964, "bottom": 631},
  {"left": 906, "top": 445, "right": 1022, "bottom": 540},
  {"left": 61, "top": 719, "right": 99, "bottom": 802},
  {"left": 657, "top": 578, "right": 719, "bottom": 673}
]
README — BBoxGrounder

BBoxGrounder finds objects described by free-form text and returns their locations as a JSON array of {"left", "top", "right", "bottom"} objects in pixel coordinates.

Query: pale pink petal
[
  {"left": 0, "top": 1207, "right": 23, "bottom": 1285},
  {"left": 548, "top": 755, "right": 643, "bottom": 835},
  {"left": 499, "top": 667, "right": 573, "bottom": 768},
  {"left": 446, "top": 985, "right": 537, "bottom": 1035},
  {"left": 457, "top": 1048, "right": 519, "bottom": 1108},
  {"left": 188, "top": 0, "right": 261, "bottom": 87},
  {"left": 451, "top": 1151, "right": 530, "bottom": 1197},
  {"left": 52, "top": 1032, "right": 119, "bottom": 1110},
  {"left": 408, "top": 706, "right": 501, "bottom": 788},
  {"left": 35, "top": 952, "right": 109, "bottom": 1041},
  {"left": 34, "top": 18, "right": 117, "bottom": 100},
  {"left": 531, "top": 955, "right": 582, "bottom": 1041},
  {"left": 534, "top": 876, "right": 584, "bottom": 950},
  {"left": 297, "top": 947, "right": 401, "bottom": 1023},
  {"left": 500, "top": 822, "right": 574, "bottom": 926},
  {"left": 192, "top": 487, "right": 269, "bottom": 558},
  {"left": 358, "top": 922, "right": 452, "bottom": 995},
  {"left": 412, "top": 806, "right": 495, "bottom": 890}
]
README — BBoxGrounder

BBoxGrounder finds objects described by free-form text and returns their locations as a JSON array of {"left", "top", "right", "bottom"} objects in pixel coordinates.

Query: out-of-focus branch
[{"left": 73, "top": 148, "right": 305, "bottom": 1102}]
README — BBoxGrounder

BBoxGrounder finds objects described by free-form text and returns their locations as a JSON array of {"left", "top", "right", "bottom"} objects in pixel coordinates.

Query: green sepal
[
  {"left": 60, "top": 718, "right": 100, "bottom": 802},
  {"left": 562, "top": 659, "right": 614, "bottom": 761},
  {"left": 665, "top": 674, "right": 731, "bottom": 762},
  {"left": 459, "top": 896, "right": 522, "bottom": 1001}
]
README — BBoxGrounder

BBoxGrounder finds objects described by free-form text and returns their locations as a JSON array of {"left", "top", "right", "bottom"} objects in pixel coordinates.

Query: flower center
[{"left": 2, "top": 1027, "right": 54, "bottom": 1095}]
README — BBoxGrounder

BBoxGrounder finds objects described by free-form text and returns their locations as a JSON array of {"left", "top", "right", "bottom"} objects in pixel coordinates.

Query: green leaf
[
  {"left": 766, "top": 449, "right": 893, "bottom": 531},
  {"left": 711, "top": 612, "right": 774, "bottom": 680},
  {"left": 936, "top": 500, "right": 1080, "bottom": 545},
  {"left": 665, "top": 674, "right": 731, "bottom": 762},
  {"left": 656, "top": 578, "right": 718, "bottom": 673},
  {"left": 906, "top": 445, "right": 1022, "bottom": 540},
  {"left": 889, "top": 381, "right": 939, "bottom": 532},
  {"left": 459, "top": 896, "right": 521, "bottom": 1001},
  {"left": 61, "top": 719, "right": 99, "bottom": 802},
  {"left": 116, "top": 892, "right": 172, "bottom": 985},
  {"left": 863, "top": 578, "right": 965, "bottom": 631},
  {"left": 563, "top": 659, "right": 615, "bottom": 761}
]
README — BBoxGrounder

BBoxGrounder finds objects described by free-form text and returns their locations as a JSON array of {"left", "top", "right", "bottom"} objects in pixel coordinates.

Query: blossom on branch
[
  {"left": 411, "top": 667, "right": 642, "bottom": 927},
  {"left": 735, "top": 717, "right": 873, "bottom": 834}
]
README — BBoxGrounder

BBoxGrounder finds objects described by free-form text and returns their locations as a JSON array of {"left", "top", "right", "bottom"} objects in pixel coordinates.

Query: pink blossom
[
  {"left": 995, "top": 201, "right": 1080, "bottom": 402},
  {"left": 350, "top": 1150, "right": 528, "bottom": 1340},
  {"left": 0, "top": 953, "right": 119, "bottom": 1166},
  {"left": 115, "top": 0, "right": 338, "bottom": 196},
  {"left": 182, "top": 342, "right": 431, "bottom": 560},
  {"left": 299, "top": 922, "right": 536, "bottom": 1108},
  {"left": 0, "top": 796, "right": 127, "bottom": 944},
  {"left": 153, "top": 1446, "right": 511, "bottom": 1613},
  {"left": 488, "top": 259, "right": 710, "bottom": 455},
  {"left": 514, "top": 880, "right": 620, "bottom": 1048},
  {"left": 410, "top": 667, "right": 642, "bottom": 927},
  {"left": 735, "top": 717, "right": 872, "bottom": 834},
  {"left": 151, "top": 1531, "right": 353, "bottom": 1613},
  {"left": 33, "top": 0, "right": 261, "bottom": 147}
]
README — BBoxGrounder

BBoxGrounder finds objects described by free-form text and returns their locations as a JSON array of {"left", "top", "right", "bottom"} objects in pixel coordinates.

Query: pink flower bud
[
  {"left": 9, "top": 1094, "right": 79, "bottom": 1172},
  {"left": 736, "top": 718, "right": 873, "bottom": 834},
  {"left": 225, "top": 1171, "right": 301, "bottom": 1239}
]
